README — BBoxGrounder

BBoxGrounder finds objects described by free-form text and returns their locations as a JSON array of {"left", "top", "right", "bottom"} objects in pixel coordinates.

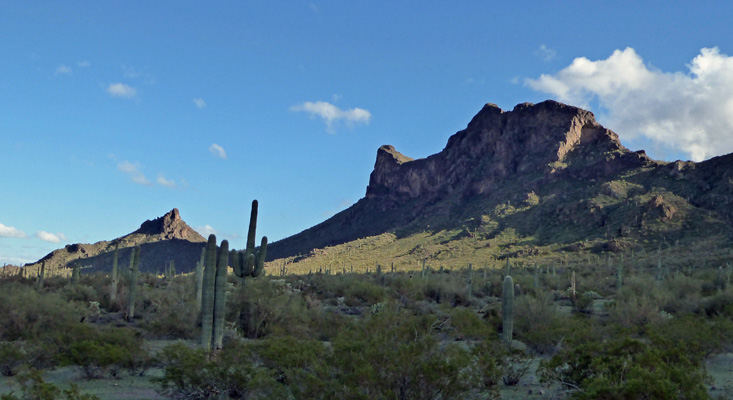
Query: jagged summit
[
  {"left": 367, "top": 100, "right": 653, "bottom": 203},
  {"left": 132, "top": 208, "right": 205, "bottom": 241}
]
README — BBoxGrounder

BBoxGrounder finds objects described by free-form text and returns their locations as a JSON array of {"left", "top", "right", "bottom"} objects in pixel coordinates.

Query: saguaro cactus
[
  {"left": 127, "top": 246, "right": 141, "bottom": 321},
  {"left": 111, "top": 243, "right": 119, "bottom": 302},
  {"left": 201, "top": 235, "right": 218, "bottom": 351},
  {"left": 233, "top": 200, "right": 268, "bottom": 290},
  {"left": 71, "top": 263, "right": 80, "bottom": 285},
  {"left": 195, "top": 247, "right": 205, "bottom": 314},
  {"left": 36, "top": 261, "right": 45, "bottom": 289},
  {"left": 212, "top": 240, "right": 229, "bottom": 351},
  {"left": 502, "top": 275, "right": 514, "bottom": 346}
]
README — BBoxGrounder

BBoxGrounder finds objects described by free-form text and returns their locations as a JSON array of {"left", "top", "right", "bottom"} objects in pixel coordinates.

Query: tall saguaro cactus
[
  {"left": 201, "top": 235, "right": 233, "bottom": 353},
  {"left": 201, "top": 235, "right": 218, "bottom": 352},
  {"left": 111, "top": 243, "right": 119, "bottom": 302},
  {"left": 127, "top": 246, "right": 140, "bottom": 321},
  {"left": 195, "top": 247, "right": 205, "bottom": 314},
  {"left": 36, "top": 261, "right": 45, "bottom": 289},
  {"left": 502, "top": 275, "right": 514, "bottom": 346},
  {"left": 233, "top": 200, "right": 268, "bottom": 290},
  {"left": 212, "top": 240, "right": 229, "bottom": 351}
]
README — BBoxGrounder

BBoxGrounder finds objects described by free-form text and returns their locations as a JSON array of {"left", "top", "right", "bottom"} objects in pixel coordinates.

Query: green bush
[
  {"left": 539, "top": 337, "right": 710, "bottom": 399},
  {"left": 0, "top": 342, "right": 25, "bottom": 376},
  {"left": 330, "top": 308, "right": 480, "bottom": 399},
  {"left": 64, "top": 327, "right": 147, "bottom": 379},
  {"left": 0, "top": 283, "right": 84, "bottom": 341},
  {"left": 154, "top": 342, "right": 285, "bottom": 399}
]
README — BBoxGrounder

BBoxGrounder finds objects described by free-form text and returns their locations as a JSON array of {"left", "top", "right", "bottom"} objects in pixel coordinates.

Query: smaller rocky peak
[
  {"left": 133, "top": 208, "right": 205, "bottom": 241},
  {"left": 376, "top": 145, "right": 414, "bottom": 165}
]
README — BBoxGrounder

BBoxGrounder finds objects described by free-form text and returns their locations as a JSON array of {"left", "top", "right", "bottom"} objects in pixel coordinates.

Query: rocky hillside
[
  {"left": 24, "top": 209, "right": 206, "bottom": 276},
  {"left": 268, "top": 100, "right": 733, "bottom": 262}
]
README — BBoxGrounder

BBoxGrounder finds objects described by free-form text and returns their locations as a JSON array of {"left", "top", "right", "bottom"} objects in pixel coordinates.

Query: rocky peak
[
  {"left": 133, "top": 208, "right": 205, "bottom": 241},
  {"left": 366, "top": 100, "right": 653, "bottom": 202}
]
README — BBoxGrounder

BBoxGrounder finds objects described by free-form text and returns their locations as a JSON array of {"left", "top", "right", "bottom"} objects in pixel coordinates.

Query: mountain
[
  {"left": 268, "top": 100, "right": 733, "bottom": 263},
  {"left": 25, "top": 209, "right": 206, "bottom": 276}
]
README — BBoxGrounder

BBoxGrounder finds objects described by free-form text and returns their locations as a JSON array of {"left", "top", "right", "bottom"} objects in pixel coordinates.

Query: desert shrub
[
  {"left": 343, "top": 279, "right": 387, "bottom": 306},
  {"left": 1, "top": 369, "right": 100, "bottom": 400},
  {"left": 513, "top": 291, "right": 565, "bottom": 353},
  {"left": 154, "top": 342, "right": 285, "bottom": 399},
  {"left": 648, "top": 314, "right": 733, "bottom": 356},
  {"left": 700, "top": 290, "right": 733, "bottom": 318},
  {"left": 65, "top": 327, "right": 147, "bottom": 379},
  {"left": 330, "top": 308, "right": 480, "bottom": 399},
  {"left": 606, "top": 281, "right": 669, "bottom": 334},
  {"left": 0, "top": 283, "right": 84, "bottom": 341},
  {"left": 539, "top": 337, "right": 710, "bottom": 400},
  {"left": 470, "top": 340, "right": 503, "bottom": 399},
  {"left": 423, "top": 276, "right": 471, "bottom": 306},
  {"left": 253, "top": 336, "right": 332, "bottom": 399},
  {"left": 448, "top": 307, "right": 493, "bottom": 340},
  {"left": 662, "top": 274, "right": 704, "bottom": 314},
  {"left": 60, "top": 284, "right": 99, "bottom": 303},
  {"left": 232, "top": 278, "right": 313, "bottom": 339},
  {"left": 0, "top": 341, "right": 25, "bottom": 376}
]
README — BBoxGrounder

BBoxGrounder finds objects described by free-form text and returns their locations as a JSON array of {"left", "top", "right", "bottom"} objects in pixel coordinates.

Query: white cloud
[
  {"left": 117, "top": 161, "right": 152, "bottom": 186},
  {"left": 534, "top": 44, "right": 557, "bottom": 62},
  {"left": 77, "top": 61, "right": 91, "bottom": 67},
  {"left": 526, "top": 47, "right": 733, "bottom": 162},
  {"left": 157, "top": 174, "right": 176, "bottom": 188},
  {"left": 36, "top": 231, "right": 66, "bottom": 243},
  {"left": 55, "top": 65, "right": 72, "bottom": 75},
  {"left": 196, "top": 225, "right": 219, "bottom": 237},
  {"left": 193, "top": 98, "right": 206, "bottom": 109},
  {"left": 0, "top": 223, "right": 26, "bottom": 238},
  {"left": 106, "top": 83, "right": 137, "bottom": 98},
  {"left": 209, "top": 143, "right": 227, "bottom": 159},
  {"left": 290, "top": 101, "right": 371, "bottom": 133}
]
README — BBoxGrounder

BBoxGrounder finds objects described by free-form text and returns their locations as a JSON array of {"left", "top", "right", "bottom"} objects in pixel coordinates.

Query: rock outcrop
[{"left": 132, "top": 208, "right": 205, "bottom": 241}]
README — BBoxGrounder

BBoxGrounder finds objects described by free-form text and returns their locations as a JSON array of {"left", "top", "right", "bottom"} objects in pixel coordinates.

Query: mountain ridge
[{"left": 267, "top": 100, "right": 733, "bottom": 261}]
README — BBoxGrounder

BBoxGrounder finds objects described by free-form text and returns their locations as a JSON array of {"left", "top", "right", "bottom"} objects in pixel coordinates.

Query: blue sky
[{"left": 2, "top": 1, "right": 733, "bottom": 266}]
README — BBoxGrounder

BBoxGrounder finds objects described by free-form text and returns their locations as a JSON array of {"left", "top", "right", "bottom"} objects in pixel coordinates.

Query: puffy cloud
[
  {"left": 193, "top": 98, "right": 206, "bottom": 109},
  {"left": 534, "top": 44, "right": 557, "bottom": 62},
  {"left": 55, "top": 65, "right": 72, "bottom": 75},
  {"left": 117, "top": 161, "right": 152, "bottom": 186},
  {"left": 106, "top": 83, "right": 137, "bottom": 98},
  {"left": 36, "top": 231, "right": 66, "bottom": 243},
  {"left": 157, "top": 174, "right": 176, "bottom": 188},
  {"left": 526, "top": 47, "right": 733, "bottom": 162},
  {"left": 290, "top": 101, "right": 371, "bottom": 133},
  {"left": 209, "top": 143, "right": 227, "bottom": 159},
  {"left": 0, "top": 223, "right": 26, "bottom": 238},
  {"left": 196, "top": 225, "right": 219, "bottom": 237}
]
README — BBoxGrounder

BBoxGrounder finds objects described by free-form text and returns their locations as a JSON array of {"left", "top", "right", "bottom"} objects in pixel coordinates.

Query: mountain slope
[
  {"left": 25, "top": 209, "right": 206, "bottom": 276},
  {"left": 268, "top": 100, "right": 733, "bottom": 263}
]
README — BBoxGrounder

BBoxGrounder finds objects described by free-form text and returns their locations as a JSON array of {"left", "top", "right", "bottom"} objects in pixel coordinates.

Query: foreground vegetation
[{"left": 1, "top": 245, "right": 732, "bottom": 399}]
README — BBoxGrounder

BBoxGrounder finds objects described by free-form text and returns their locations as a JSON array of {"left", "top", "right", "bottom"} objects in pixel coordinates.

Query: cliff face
[{"left": 366, "top": 101, "right": 652, "bottom": 204}]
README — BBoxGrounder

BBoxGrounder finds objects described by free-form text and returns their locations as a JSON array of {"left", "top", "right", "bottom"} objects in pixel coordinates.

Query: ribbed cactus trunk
[
  {"left": 71, "top": 263, "right": 80, "bottom": 285},
  {"left": 111, "top": 244, "right": 119, "bottom": 302},
  {"left": 195, "top": 247, "right": 205, "bottom": 314},
  {"left": 37, "top": 261, "right": 45, "bottom": 289},
  {"left": 212, "top": 240, "right": 229, "bottom": 351},
  {"left": 502, "top": 275, "right": 514, "bottom": 346},
  {"left": 616, "top": 261, "right": 623, "bottom": 289},
  {"left": 127, "top": 246, "right": 140, "bottom": 321},
  {"left": 201, "top": 235, "right": 218, "bottom": 352}
]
